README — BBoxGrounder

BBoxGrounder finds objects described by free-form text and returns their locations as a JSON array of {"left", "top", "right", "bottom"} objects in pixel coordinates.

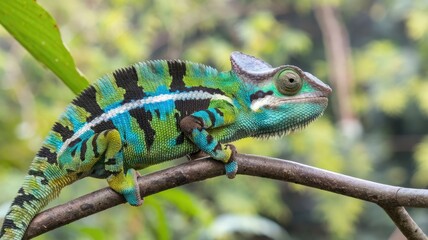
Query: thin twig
[{"left": 25, "top": 154, "right": 428, "bottom": 239}]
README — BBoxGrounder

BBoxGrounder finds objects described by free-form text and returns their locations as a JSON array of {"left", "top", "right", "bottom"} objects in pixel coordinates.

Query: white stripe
[
  {"left": 58, "top": 91, "right": 233, "bottom": 156},
  {"left": 250, "top": 95, "right": 275, "bottom": 111}
]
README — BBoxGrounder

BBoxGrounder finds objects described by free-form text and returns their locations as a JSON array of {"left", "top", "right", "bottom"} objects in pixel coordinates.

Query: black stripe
[
  {"left": 214, "top": 108, "right": 224, "bottom": 117},
  {"left": 168, "top": 60, "right": 186, "bottom": 90},
  {"left": 28, "top": 170, "right": 48, "bottom": 185},
  {"left": 72, "top": 78, "right": 121, "bottom": 133},
  {"left": 205, "top": 110, "right": 216, "bottom": 126},
  {"left": 14, "top": 187, "right": 38, "bottom": 208},
  {"left": 113, "top": 66, "right": 145, "bottom": 103},
  {"left": 175, "top": 99, "right": 211, "bottom": 120},
  {"left": 52, "top": 122, "right": 74, "bottom": 141},
  {"left": 175, "top": 133, "right": 185, "bottom": 145},
  {"left": 37, "top": 146, "right": 57, "bottom": 164},
  {"left": 185, "top": 86, "right": 226, "bottom": 95},
  {"left": 250, "top": 90, "right": 273, "bottom": 102},
  {"left": 80, "top": 139, "right": 88, "bottom": 161},
  {"left": 92, "top": 133, "right": 100, "bottom": 158},
  {"left": 173, "top": 86, "right": 228, "bottom": 124},
  {"left": 193, "top": 117, "right": 204, "bottom": 131},
  {"left": 0, "top": 218, "right": 20, "bottom": 233},
  {"left": 206, "top": 135, "right": 214, "bottom": 144},
  {"left": 174, "top": 112, "right": 186, "bottom": 145},
  {"left": 91, "top": 120, "right": 116, "bottom": 134},
  {"left": 72, "top": 86, "right": 104, "bottom": 122},
  {"left": 71, "top": 148, "right": 77, "bottom": 158},
  {"left": 68, "top": 138, "right": 81, "bottom": 148},
  {"left": 105, "top": 158, "right": 116, "bottom": 165},
  {"left": 174, "top": 112, "right": 182, "bottom": 130},
  {"left": 129, "top": 108, "right": 155, "bottom": 150}
]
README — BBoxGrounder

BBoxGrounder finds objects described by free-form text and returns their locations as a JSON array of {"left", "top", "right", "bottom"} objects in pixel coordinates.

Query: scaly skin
[{"left": 0, "top": 52, "right": 331, "bottom": 239}]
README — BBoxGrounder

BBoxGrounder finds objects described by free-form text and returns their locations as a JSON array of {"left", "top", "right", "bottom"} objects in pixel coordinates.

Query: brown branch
[
  {"left": 25, "top": 154, "right": 428, "bottom": 239},
  {"left": 382, "top": 206, "right": 426, "bottom": 240}
]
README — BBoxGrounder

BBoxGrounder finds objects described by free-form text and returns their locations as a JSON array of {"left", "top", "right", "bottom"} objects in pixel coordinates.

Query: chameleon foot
[
  {"left": 108, "top": 169, "right": 143, "bottom": 206},
  {"left": 225, "top": 160, "right": 238, "bottom": 179},
  {"left": 124, "top": 169, "right": 143, "bottom": 206},
  {"left": 224, "top": 144, "right": 238, "bottom": 179}
]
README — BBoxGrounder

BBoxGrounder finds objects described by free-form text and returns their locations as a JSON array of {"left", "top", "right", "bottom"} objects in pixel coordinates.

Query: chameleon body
[{"left": 0, "top": 52, "right": 331, "bottom": 239}]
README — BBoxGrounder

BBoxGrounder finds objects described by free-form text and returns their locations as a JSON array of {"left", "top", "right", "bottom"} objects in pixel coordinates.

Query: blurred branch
[
  {"left": 314, "top": 5, "right": 361, "bottom": 137},
  {"left": 25, "top": 154, "right": 428, "bottom": 239}
]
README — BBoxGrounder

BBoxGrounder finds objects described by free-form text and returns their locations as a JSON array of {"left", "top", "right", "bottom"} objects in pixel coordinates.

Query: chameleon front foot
[
  {"left": 225, "top": 160, "right": 238, "bottom": 179},
  {"left": 186, "top": 145, "right": 238, "bottom": 178}
]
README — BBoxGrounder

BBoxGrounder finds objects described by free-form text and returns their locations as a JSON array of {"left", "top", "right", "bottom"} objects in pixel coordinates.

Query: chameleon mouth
[
  {"left": 250, "top": 94, "right": 328, "bottom": 112},
  {"left": 251, "top": 95, "right": 328, "bottom": 139},
  {"left": 280, "top": 96, "right": 328, "bottom": 104},
  {"left": 272, "top": 95, "right": 329, "bottom": 109}
]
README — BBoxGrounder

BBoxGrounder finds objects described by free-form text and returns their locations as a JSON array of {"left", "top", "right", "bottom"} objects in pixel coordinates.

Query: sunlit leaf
[
  {"left": 406, "top": 10, "right": 428, "bottom": 40},
  {"left": 0, "top": 0, "right": 89, "bottom": 94}
]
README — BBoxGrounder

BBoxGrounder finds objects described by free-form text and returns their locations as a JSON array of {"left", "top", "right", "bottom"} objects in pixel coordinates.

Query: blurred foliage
[{"left": 1, "top": 0, "right": 428, "bottom": 239}]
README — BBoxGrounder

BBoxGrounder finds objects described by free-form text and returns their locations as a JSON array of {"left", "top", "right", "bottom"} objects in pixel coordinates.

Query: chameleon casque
[{"left": 0, "top": 52, "right": 331, "bottom": 239}]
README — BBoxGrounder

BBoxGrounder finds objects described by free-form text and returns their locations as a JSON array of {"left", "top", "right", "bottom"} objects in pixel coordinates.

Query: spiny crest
[
  {"left": 113, "top": 66, "right": 138, "bottom": 83},
  {"left": 138, "top": 59, "right": 219, "bottom": 78},
  {"left": 184, "top": 61, "right": 218, "bottom": 77}
]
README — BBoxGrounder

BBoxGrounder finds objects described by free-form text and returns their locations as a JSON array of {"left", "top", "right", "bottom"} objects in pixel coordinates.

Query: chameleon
[{"left": 0, "top": 51, "right": 331, "bottom": 239}]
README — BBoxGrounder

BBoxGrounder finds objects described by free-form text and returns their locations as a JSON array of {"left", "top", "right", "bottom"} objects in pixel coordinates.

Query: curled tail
[{"left": 0, "top": 155, "right": 74, "bottom": 239}]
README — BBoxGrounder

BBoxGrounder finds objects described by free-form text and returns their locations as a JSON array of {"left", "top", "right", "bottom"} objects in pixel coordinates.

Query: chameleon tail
[{"left": 0, "top": 156, "right": 74, "bottom": 239}]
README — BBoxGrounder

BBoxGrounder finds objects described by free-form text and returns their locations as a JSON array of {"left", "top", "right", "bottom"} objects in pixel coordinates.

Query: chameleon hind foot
[
  {"left": 108, "top": 168, "right": 143, "bottom": 206},
  {"left": 224, "top": 144, "right": 238, "bottom": 179}
]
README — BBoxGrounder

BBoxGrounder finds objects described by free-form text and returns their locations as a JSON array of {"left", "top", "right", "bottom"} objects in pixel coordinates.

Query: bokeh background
[{"left": 1, "top": 0, "right": 428, "bottom": 239}]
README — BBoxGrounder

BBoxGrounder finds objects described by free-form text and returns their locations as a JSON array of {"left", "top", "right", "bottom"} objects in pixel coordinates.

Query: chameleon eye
[{"left": 275, "top": 69, "right": 303, "bottom": 96}]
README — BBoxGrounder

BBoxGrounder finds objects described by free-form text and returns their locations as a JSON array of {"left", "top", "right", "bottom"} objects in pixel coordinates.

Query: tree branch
[{"left": 25, "top": 154, "right": 428, "bottom": 239}]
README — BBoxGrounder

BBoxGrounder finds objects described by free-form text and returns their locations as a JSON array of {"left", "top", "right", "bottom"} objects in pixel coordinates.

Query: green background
[{"left": 1, "top": 0, "right": 428, "bottom": 239}]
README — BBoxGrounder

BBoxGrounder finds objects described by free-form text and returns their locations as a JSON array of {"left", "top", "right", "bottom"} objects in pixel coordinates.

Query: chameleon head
[{"left": 230, "top": 51, "right": 332, "bottom": 138}]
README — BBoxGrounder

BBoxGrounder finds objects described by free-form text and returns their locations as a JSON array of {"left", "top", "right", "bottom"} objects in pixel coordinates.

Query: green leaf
[
  {"left": 0, "top": 0, "right": 89, "bottom": 94},
  {"left": 144, "top": 197, "right": 171, "bottom": 240},
  {"left": 157, "top": 188, "right": 211, "bottom": 223}
]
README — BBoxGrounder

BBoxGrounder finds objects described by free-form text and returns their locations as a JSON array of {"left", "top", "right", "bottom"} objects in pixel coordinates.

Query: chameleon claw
[{"left": 225, "top": 144, "right": 237, "bottom": 156}]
